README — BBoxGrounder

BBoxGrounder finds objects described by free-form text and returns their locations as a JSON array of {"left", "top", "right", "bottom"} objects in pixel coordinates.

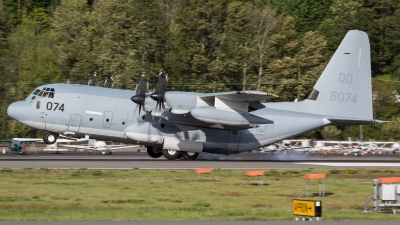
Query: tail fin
[{"left": 307, "top": 30, "right": 372, "bottom": 121}]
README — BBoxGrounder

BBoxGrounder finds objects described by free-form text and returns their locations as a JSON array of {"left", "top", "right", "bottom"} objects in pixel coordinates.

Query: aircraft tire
[
  {"left": 162, "top": 149, "right": 181, "bottom": 160},
  {"left": 104, "top": 150, "right": 112, "bottom": 155},
  {"left": 147, "top": 147, "right": 162, "bottom": 158},
  {"left": 43, "top": 132, "right": 58, "bottom": 144},
  {"left": 182, "top": 151, "right": 199, "bottom": 160}
]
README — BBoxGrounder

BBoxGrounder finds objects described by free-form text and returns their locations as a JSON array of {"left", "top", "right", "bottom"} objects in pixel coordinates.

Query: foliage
[
  {"left": 382, "top": 115, "right": 400, "bottom": 140},
  {"left": 321, "top": 126, "right": 342, "bottom": 140},
  {"left": 0, "top": 0, "right": 400, "bottom": 140}
]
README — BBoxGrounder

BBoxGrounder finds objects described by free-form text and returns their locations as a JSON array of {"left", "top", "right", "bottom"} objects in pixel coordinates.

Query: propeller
[
  {"left": 131, "top": 72, "right": 147, "bottom": 116},
  {"left": 150, "top": 69, "right": 168, "bottom": 113}
]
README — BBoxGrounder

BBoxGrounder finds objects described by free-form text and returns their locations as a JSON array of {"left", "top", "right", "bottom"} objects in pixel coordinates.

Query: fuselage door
[
  {"left": 103, "top": 111, "right": 113, "bottom": 128},
  {"left": 30, "top": 100, "right": 46, "bottom": 130},
  {"left": 68, "top": 114, "right": 82, "bottom": 131},
  {"left": 225, "top": 130, "right": 241, "bottom": 150}
]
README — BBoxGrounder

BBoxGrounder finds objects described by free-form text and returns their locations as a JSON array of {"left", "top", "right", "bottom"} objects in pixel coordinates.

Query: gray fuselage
[{"left": 10, "top": 83, "right": 327, "bottom": 154}]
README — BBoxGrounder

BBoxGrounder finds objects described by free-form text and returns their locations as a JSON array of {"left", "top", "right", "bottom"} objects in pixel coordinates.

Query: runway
[{"left": 1, "top": 151, "right": 400, "bottom": 169}]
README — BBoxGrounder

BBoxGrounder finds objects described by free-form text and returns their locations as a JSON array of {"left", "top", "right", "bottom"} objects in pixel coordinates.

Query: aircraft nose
[{"left": 7, "top": 101, "right": 30, "bottom": 121}]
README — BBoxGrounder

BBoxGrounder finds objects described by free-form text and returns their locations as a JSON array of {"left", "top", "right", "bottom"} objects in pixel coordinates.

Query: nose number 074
[{"left": 46, "top": 102, "right": 65, "bottom": 112}]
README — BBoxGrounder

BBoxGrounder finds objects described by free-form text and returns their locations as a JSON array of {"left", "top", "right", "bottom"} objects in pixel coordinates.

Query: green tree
[
  {"left": 51, "top": 0, "right": 96, "bottom": 83},
  {"left": 372, "top": 77, "right": 400, "bottom": 120},
  {"left": 382, "top": 116, "right": 400, "bottom": 141},
  {"left": 294, "top": 31, "right": 327, "bottom": 100},
  {"left": 321, "top": 126, "right": 342, "bottom": 140},
  {"left": 250, "top": 4, "right": 279, "bottom": 90},
  {"left": 270, "top": 0, "right": 332, "bottom": 34},
  {"left": 4, "top": 6, "right": 61, "bottom": 138}
]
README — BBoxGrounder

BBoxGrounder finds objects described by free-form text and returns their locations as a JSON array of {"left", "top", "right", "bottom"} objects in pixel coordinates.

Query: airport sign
[{"left": 293, "top": 199, "right": 322, "bottom": 217}]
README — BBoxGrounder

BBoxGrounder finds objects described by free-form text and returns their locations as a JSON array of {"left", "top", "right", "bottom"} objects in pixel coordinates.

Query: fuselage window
[
  {"left": 36, "top": 101, "right": 40, "bottom": 109},
  {"left": 34, "top": 87, "right": 55, "bottom": 98},
  {"left": 33, "top": 89, "right": 40, "bottom": 95},
  {"left": 31, "top": 96, "right": 36, "bottom": 100}
]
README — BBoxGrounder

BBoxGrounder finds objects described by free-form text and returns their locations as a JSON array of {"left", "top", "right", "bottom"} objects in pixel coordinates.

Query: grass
[{"left": 0, "top": 168, "right": 399, "bottom": 221}]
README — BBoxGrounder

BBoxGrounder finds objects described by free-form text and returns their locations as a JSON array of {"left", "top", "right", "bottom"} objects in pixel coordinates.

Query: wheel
[
  {"left": 43, "top": 132, "right": 58, "bottom": 144},
  {"left": 103, "top": 150, "right": 112, "bottom": 155},
  {"left": 182, "top": 151, "right": 199, "bottom": 160},
  {"left": 147, "top": 146, "right": 162, "bottom": 158},
  {"left": 162, "top": 149, "right": 181, "bottom": 160}
]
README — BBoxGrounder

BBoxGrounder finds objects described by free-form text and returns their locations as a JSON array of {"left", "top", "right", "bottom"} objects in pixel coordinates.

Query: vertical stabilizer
[{"left": 307, "top": 30, "right": 372, "bottom": 120}]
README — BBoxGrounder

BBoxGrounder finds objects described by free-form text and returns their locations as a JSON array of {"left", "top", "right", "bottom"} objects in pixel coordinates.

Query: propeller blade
[
  {"left": 150, "top": 70, "right": 168, "bottom": 111},
  {"left": 131, "top": 72, "right": 148, "bottom": 118}
]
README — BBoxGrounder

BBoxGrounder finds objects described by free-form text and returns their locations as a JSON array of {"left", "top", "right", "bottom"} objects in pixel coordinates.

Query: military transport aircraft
[{"left": 7, "top": 30, "right": 383, "bottom": 160}]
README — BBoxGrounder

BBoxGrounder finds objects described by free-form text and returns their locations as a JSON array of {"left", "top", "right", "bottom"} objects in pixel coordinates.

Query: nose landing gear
[{"left": 43, "top": 132, "right": 59, "bottom": 144}]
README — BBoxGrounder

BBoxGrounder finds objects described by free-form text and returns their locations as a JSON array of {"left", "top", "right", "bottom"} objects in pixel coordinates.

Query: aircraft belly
[
  {"left": 253, "top": 112, "right": 325, "bottom": 147},
  {"left": 163, "top": 136, "right": 203, "bottom": 152},
  {"left": 202, "top": 129, "right": 229, "bottom": 150},
  {"left": 80, "top": 127, "right": 125, "bottom": 138},
  {"left": 225, "top": 130, "right": 241, "bottom": 150}
]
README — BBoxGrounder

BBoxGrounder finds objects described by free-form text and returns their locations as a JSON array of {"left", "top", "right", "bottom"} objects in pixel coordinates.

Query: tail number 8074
[{"left": 330, "top": 91, "right": 357, "bottom": 104}]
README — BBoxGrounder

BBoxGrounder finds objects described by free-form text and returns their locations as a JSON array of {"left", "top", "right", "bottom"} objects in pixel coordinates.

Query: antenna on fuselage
[
  {"left": 104, "top": 75, "right": 113, "bottom": 88},
  {"left": 90, "top": 72, "right": 97, "bottom": 86}
]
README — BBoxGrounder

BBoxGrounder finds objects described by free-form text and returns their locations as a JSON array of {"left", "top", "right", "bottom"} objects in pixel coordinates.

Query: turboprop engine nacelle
[{"left": 190, "top": 106, "right": 273, "bottom": 127}]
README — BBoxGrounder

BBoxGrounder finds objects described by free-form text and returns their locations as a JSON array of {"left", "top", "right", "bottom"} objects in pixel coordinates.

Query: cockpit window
[{"left": 33, "top": 87, "right": 55, "bottom": 98}]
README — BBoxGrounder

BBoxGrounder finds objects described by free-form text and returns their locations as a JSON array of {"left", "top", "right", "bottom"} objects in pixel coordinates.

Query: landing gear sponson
[{"left": 146, "top": 146, "right": 199, "bottom": 160}]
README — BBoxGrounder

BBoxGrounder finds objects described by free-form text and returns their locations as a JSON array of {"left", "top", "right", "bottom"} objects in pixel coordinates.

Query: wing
[
  {"left": 62, "top": 144, "right": 93, "bottom": 150},
  {"left": 12, "top": 138, "right": 42, "bottom": 142},
  {"left": 161, "top": 90, "right": 277, "bottom": 131},
  {"left": 166, "top": 90, "right": 278, "bottom": 114},
  {"left": 104, "top": 145, "right": 136, "bottom": 150}
]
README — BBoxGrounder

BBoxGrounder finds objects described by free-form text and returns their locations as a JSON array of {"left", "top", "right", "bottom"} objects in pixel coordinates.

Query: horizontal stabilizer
[{"left": 327, "top": 118, "right": 383, "bottom": 126}]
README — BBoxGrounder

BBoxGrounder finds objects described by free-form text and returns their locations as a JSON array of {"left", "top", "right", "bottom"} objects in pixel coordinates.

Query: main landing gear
[
  {"left": 145, "top": 148, "right": 200, "bottom": 160},
  {"left": 147, "top": 146, "right": 162, "bottom": 158},
  {"left": 181, "top": 151, "right": 199, "bottom": 160},
  {"left": 43, "top": 132, "right": 59, "bottom": 144}
]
